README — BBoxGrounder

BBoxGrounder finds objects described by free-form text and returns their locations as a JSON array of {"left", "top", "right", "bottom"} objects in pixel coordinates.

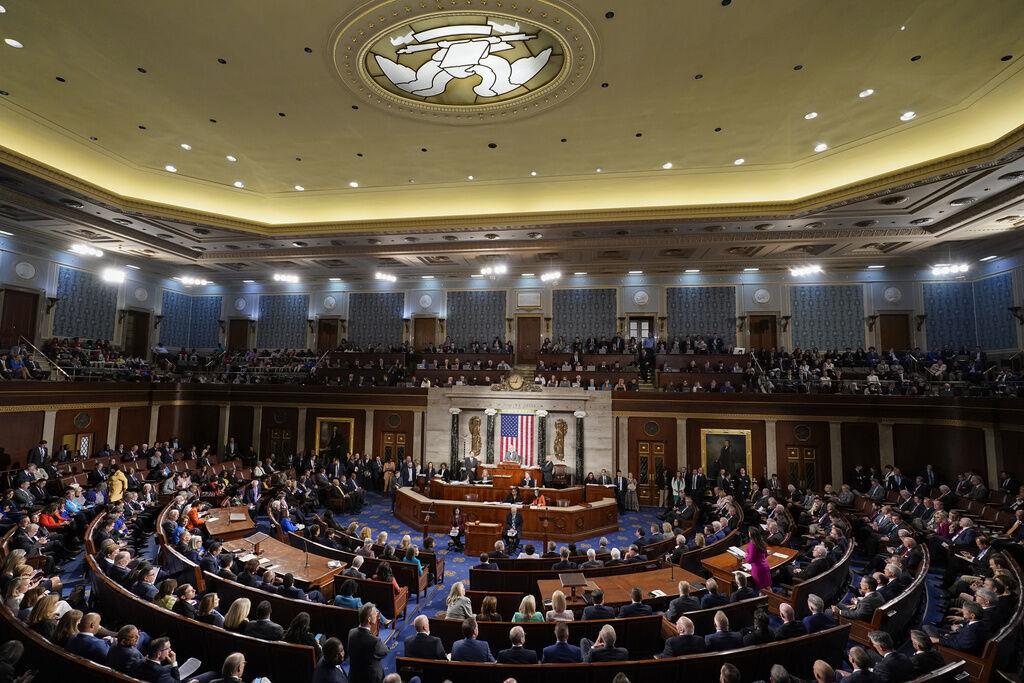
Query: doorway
[
  {"left": 379, "top": 432, "right": 407, "bottom": 463},
  {"left": 516, "top": 317, "right": 541, "bottom": 364},
  {"left": 228, "top": 319, "right": 250, "bottom": 351},
  {"left": 317, "top": 319, "right": 339, "bottom": 354},
  {"left": 122, "top": 310, "right": 151, "bottom": 357},
  {"left": 633, "top": 440, "right": 665, "bottom": 506},
  {"left": 62, "top": 433, "right": 94, "bottom": 459},
  {"left": 628, "top": 316, "right": 654, "bottom": 342},
  {"left": 0, "top": 289, "right": 38, "bottom": 349},
  {"left": 878, "top": 313, "right": 911, "bottom": 351},
  {"left": 413, "top": 317, "right": 437, "bottom": 350},
  {"left": 749, "top": 315, "right": 777, "bottom": 350},
  {"left": 267, "top": 428, "right": 294, "bottom": 459},
  {"left": 785, "top": 446, "right": 818, "bottom": 490}
]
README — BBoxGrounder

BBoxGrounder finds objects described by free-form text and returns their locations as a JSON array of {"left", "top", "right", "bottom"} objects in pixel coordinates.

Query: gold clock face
[{"left": 508, "top": 374, "right": 524, "bottom": 390}]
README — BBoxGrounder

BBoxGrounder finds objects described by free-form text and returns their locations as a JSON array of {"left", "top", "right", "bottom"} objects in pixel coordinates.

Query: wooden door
[
  {"left": 317, "top": 319, "right": 338, "bottom": 354},
  {"left": 379, "top": 432, "right": 407, "bottom": 464},
  {"left": 0, "top": 289, "right": 38, "bottom": 349},
  {"left": 516, "top": 317, "right": 541, "bottom": 364},
  {"left": 228, "top": 319, "right": 249, "bottom": 350},
  {"left": 785, "top": 446, "right": 818, "bottom": 490},
  {"left": 413, "top": 317, "right": 437, "bottom": 350},
  {"left": 123, "top": 310, "right": 150, "bottom": 357},
  {"left": 628, "top": 317, "right": 654, "bottom": 341},
  {"left": 749, "top": 315, "right": 777, "bottom": 350},
  {"left": 634, "top": 440, "right": 665, "bottom": 506},
  {"left": 62, "top": 432, "right": 94, "bottom": 459},
  {"left": 879, "top": 314, "right": 910, "bottom": 351},
  {"left": 267, "top": 428, "right": 294, "bottom": 458}
]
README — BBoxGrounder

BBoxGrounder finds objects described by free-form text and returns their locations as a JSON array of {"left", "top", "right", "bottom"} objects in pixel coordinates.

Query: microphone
[{"left": 303, "top": 535, "right": 310, "bottom": 568}]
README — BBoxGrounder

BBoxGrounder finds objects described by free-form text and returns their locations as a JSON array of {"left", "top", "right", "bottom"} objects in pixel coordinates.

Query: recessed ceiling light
[
  {"left": 164, "top": 165, "right": 177, "bottom": 173},
  {"left": 273, "top": 272, "right": 300, "bottom": 283},
  {"left": 0, "top": 229, "right": 12, "bottom": 236},
  {"left": 125, "top": 264, "right": 141, "bottom": 270},
  {"left": 521, "top": 273, "right": 534, "bottom": 277},
  {"left": 733, "top": 158, "right": 745, "bottom": 165},
  {"left": 349, "top": 181, "right": 359, "bottom": 188},
  {"left": 595, "top": 168, "right": 602, "bottom": 173},
  {"left": 4, "top": 38, "right": 23, "bottom": 49},
  {"left": 900, "top": 25, "right": 906, "bottom": 31},
  {"left": 574, "top": 272, "right": 587, "bottom": 275},
  {"left": 900, "top": 111, "right": 916, "bottom": 121},
  {"left": 814, "top": 143, "right": 828, "bottom": 152},
  {"left": 233, "top": 180, "right": 244, "bottom": 188},
  {"left": 979, "top": 255, "right": 999, "bottom": 262},
  {"left": 685, "top": 269, "right": 701, "bottom": 273},
  {"left": 242, "top": 280, "right": 255, "bottom": 283},
  {"left": 530, "top": 171, "right": 537, "bottom": 176},
  {"left": 467, "top": 175, "right": 474, "bottom": 180},
  {"left": 470, "top": 274, "right": 482, "bottom": 278},
  {"left": 294, "top": 185, "right": 304, "bottom": 191},
  {"left": 867, "top": 265, "right": 886, "bottom": 269},
  {"left": 0, "top": 6, "right": 6, "bottom": 13},
  {"left": 180, "top": 143, "right": 192, "bottom": 151},
  {"left": 662, "top": 162, "right": 673, "bottom": 169},
  {"left": 421, "top": 275, "right": 434, "bottom": 279},
  {"left": 743, "top": 267, "right": 759, "bottom": 272},
  {"left": 225, "top": 155, "right": 237, "bottom": 162},
  {"left": 804, "top": 112, "right": 818, "bottom": 120},
  {"left": 859, "top": 88, "right": 874, "bottom": 98},
  {"left": 328, "top": 277, "right": 342, "bottom": 282},
  {"left": 628, "top": 270, "right": 643, "bottom": 274}
]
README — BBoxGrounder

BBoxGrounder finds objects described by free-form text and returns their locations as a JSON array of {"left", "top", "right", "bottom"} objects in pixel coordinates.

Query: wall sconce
[
  {"left": 780, "top": 315, "right": 792, "bottom": 332},
  {"left": 46, "top": 297, "right": 60, "bottom": 313},
  {"left": 915, "top": 314, "right": 927, "bottom": 331},
  {"left": 118, "top": 309, "right": 129, "bottom": 324},
  {"left": 1009, "top": 307, "right": 1024, "bottom": 325},
  {"left": 153, "top": 315, "right": 164, "bottom": 329},
  {"left": 735, "top": 316, "right": 747, "bottom": 331},
  {"left": 218, "top": 319, "right": 226, "bottom": 333},
  {"left": 544, "top": 317, "right": 552, "bottom": 335},
  {"left": 865, "top": 314, "right": 879, "bottom": 332},
  {"left": 307, "top": 318, "right": 316, "bottom": 332}
]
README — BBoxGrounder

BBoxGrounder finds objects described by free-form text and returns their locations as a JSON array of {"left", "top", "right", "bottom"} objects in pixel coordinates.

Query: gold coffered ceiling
[{"left": 1, "top": 0, "right": 1024, "bottom": 232}]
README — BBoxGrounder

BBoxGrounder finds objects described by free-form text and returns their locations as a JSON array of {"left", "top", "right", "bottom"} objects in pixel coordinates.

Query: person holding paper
[
  {"left": 504, "top": 505, "right": 523, "bottom": 553},
  {"left": 745, "top": 527, "right": 772, "bottom": 590}
]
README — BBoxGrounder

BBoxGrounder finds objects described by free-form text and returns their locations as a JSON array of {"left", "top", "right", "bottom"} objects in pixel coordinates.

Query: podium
[{"left": 465, "top": 522, "right": 502, "bottom": 557}]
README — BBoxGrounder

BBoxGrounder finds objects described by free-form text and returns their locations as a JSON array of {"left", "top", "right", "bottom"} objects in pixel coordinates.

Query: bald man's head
[{"left": 414, "top": 615, "right": 429, "bottom": 633}]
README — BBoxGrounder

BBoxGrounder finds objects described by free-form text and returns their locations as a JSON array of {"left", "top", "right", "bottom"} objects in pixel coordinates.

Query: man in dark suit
[
  {"left": 700, "top": 580, "right": 729, "bottom": 610},
  {"left": 105, "top": 625, "right": 145, "bottom": 676},
  {"left": 244, "top": 601, "right": 285, "bottom": 641},
  {"left": 613, "top": 470, "right": 628, "bottom": 512},
  {"left": 278, "top": 573, "right": 306, "bottom": 600},
  {"left": 27, "top": 440, "right": 48, "bottom": 467},
  {"left": 347, "top": 604, "right": 389, "bottom": 683},
  {"left": 596, "top": 469, "right": 612, "bottom": 485},
  {"left": 833, "top": 576, "right": 884, "bottom": 623},
  {"left": 551, "top": 547, "right": 577, "bottom": 571},
  {"left": 542, "top": 621, "right": 582, "bottom": 663},
  {"left": 868, "top": 630, "right": 914, "bottom": 682},
  {"left": 504, "top": 506, "right": 523, "bottom": 553},
  {"left": 909, "top": 630, "right": 946, "bottom": 677},
  {"left": 463, "top": 452, "right": 480, "bottom": 482},
  {"left": 541, "top": 455, "right": 555, "bottom": 488},
  {"left": 665, "top": 581, "right": 701, "bottom": 623},
  {"left": 200, "top": 542, "right": 223, "bottom": 574},
  {"left": 687, "top": 468, "right": 706, "bottom": 498},
  {"left": 497, "top": 625, "right": 539, "bottom": 664},
  {"left": 403, "top": 615, "right": 446, "bottom": 660},
  {"left": 773, "top": 603, "right": 808, "bottom": 640},
  {"left": 580, "top": 624, "right": 629, "bottom": 662},
  {"left": 133, "top": 637, "right": 180, "bottom": 683},
  {"left": 617, "top": 586, "right": 653, "bottom": 618},
  {"left": 704, "top": 611, "right": 744, "bottom": 652},
  {"left": 399, "top": 458, "right": 417, "bottom": 488},
  {"left": 451, "top": 617, "right": 495, "bottom": 662},
  {"left": 843, "top": 647, "right": 881, "bottom": 683},
  {"left": 927, "top": 600, "right": 989, "bottom": 656},
  {"left": 132, "top": 566, "right": 159, "bottom": 601},
  {"left": 66, "top": 612, "right": 111, "bottom": 663},
  {"left": 802, "top": 595, "right": 836, "bottom": 634},
  {"left": 581, "top": 589, "right": 616, "bottom": 621},
  {"left": 312, "top": 637, "right": 349, "bottom": 683},
  {"left": 658, "top": 616, "right": 706, "bottom": 658}
]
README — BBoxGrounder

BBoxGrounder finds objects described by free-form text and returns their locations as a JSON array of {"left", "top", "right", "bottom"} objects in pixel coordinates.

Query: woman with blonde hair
[
  {"left": 345, "top": 521, "right": 359, "bottom": 537},
  {"left": 359, "top": 526, "right": 373, "bottom": 541},
  {"left": 545, "top": 590, "right": 574, "bottom": 622},
  {"left": 28, "top": 594, "right": 60, "bottom": 639},
  {"left": 445, "top": 581, "right": 474, "bottom": 620},
  {"left": 512, "top": 594, "right": 545, "bottom": 622},
  {"left": 693, "top": 533, "right": 706, "bottom": 549},
  {"left": 223, "top": 597, "right": 251, "bottom": 633},
  {"left": 399, "top": 534, "right": 412, "bottom": 552},
  {"left": 376, "top": 531, "right": 388, "bottom": 546}
]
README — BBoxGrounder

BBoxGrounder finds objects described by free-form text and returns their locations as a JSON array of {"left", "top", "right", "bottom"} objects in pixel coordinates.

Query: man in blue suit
[
  {"left": 403, "top": 615, "right": 446, "bottom": 660},
  {"left": 842, "top": 647, "right": 881, "bottom": 682},
  {"left": 580, "top": 624, "right": 629, "bottom": 662},
  {"left": 542, "top": 622, "right": 582, "bottom": 663},
  {"left": 704, "top": 611, "right": 744, "bottom": 652},
  {"left": 451, "top": 618, "right": 494, "bottom": 662},
  {"left": 617, "top": 586, "right": 653, "bottom": 618},
  {"left": 105, "top": 625, "right": 145, "bottom": 676},
  {"left": 868, "top": 631, "right": 915, "bottom": 682},
  {"left": 312, "top": 637, "right": 350, "bottom": 683},
  {"left": 66, "top": 613, "right": 111, "bottom": 663},
  {"left": 581, "top": 589, "right": 616, "bottom": 621},
  {"left": 497, "top": 625, "right": 539, "bottom": 664},
  {"left": 699, "top": 579, "right": 729, "bottom": 610},
  {"left": 132, "top": 637, "right": 180, "bottom": 683},
  {"left": 657, "top": 616, "right": 706, "bottom": 658},
  {"left": 132, "top": 566, "right": 159, "bottom": 601},
  {"left": 927, "top": 600, "right": 990, "bottom": 656},
  {"left": 802, "top": 594, "right": 836, "bottom": 634}
]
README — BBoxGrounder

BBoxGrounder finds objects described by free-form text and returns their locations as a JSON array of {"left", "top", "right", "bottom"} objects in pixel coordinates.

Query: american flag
[{"left": 499, "top": 413, "right": 535, "bottom": 466}]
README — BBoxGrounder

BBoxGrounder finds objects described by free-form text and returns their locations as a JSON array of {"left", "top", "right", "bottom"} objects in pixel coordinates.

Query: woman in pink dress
[{"left": 745, "top": 526, "right": 772, "bottom": 591}]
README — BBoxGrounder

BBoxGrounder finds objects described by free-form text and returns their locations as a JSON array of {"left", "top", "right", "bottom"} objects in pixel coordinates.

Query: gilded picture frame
[
  {"left": 700, "top": 427, "right": 753, "bottom": 477},
  {"left": 314, "top": 417, "right": 355, "bottom": 456}
]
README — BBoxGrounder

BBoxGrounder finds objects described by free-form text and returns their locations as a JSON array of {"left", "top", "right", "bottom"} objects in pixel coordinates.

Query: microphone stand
[{"left": 303, "top": 535, "right": 310, "bottom": 568}]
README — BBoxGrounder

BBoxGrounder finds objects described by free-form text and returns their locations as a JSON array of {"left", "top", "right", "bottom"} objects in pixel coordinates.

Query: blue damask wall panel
[
  {"left": 666, "top": 287, "right": 736, "bottom": 345},
  {"left": 53, "top": 266, "right": 117, "bottom": 340},
  {"left": 923, "top": 282, "right": 976, "bottom": 350},
  {"left": 789, "top": 285, "right": 865, "bottom": 350},
  {"left": 256, "top": 294, "right": 309, "bottom": 349},
  {"left": 974, "top": 273, "right": 1016, "bottom": 350},
  {"left": 159, "top": 290, "right": 192, "bottom": 348},
  {"left": 190, "top": 296, "right": 223, "bottom": 348},
  {"left": 446, "top": 290, "right": 506, "bottom": 346},
  {"left": 348, "top": 292, "right": 403, "bottom": 346},
  {"left": 552, "top": 288, "right": 617, "bottom": 342}
]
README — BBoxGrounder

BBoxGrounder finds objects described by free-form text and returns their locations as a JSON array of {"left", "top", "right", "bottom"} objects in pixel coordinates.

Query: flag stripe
[{"left": 499, "top": 413, "right": 535, "bottom": 466}]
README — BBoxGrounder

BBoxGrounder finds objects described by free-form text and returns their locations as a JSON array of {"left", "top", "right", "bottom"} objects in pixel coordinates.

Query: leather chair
[{"left": 552, "top": 464, "right": 570, "bottom": 488}]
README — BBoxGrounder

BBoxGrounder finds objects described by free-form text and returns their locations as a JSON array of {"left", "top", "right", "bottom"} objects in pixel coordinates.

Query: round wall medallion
[
  {"left": 73, "top": 412, "right": 91, "bottom": 429},
  {"left": 234, "top": 297, "right": 247, "bottom": 311},
  {"left": 753, "top": 288, "right": 772, "bottom": 304},
  {"left": 419, "top": 294, "right": 433, "bottom": 309},
  {"left": 134, "top": 287, "right": 149, "bottom": 302},
  {"left": 13, "top": 261, "right": 35, "bottom": 280},
  {"left": 323, "top": 295, "right": 337, "bottom": 311},
  {"left": 273, "top": 411, "right": 287, "bottom": 425},
  {"left": 793, "top": 424, "right": 811, "bottom": 442},
  {"left": 643, "top": 421, "right": 660, "bottom": 436},
  {"left": 387, "top": 413, "right": 401, "bottom": 428},
  {"left": 632, "top": 290, "right": 650, "bottom": 307},
  {"left": 330, "top": 1, "right": 597, "bottom": 123},
  {"left": 883, "top": 286, "right": 903, "bottom": 304}
]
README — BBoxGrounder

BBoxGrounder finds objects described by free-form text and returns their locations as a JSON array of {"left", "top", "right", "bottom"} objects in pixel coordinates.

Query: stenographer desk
[{"left": 426, "top": 479, "right": 586, "bottom": 506}]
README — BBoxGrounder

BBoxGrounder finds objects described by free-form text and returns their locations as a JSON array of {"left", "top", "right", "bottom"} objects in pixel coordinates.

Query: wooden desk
[
  {"left": 537, "top": 566, "right": 702, "bottom": 610},
  {"left": 428, "top": 480, "right": 585, "bottom": 506},
  {"left": 205, "top": 505, "right": 256, "bottom": 540},
  {"left": 585, "top": 484, "right": 617, "bottom": 502},
  {"left": 222, "top": 536, "right": 345, "bottom": 600},
  {"left": 465, "top": 522, "right": 502, "bottom": 556},
  {"left": 701, "top": 544, "right": 798, "bottom": 592}
]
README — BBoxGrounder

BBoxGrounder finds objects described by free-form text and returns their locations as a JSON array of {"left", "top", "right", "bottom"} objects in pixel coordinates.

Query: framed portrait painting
[
  {"left": 700, "top": 428, "right": 753, "bottom": 478},
  {"left": 314, "top": 417, "right": 355, "bottom": 457}
]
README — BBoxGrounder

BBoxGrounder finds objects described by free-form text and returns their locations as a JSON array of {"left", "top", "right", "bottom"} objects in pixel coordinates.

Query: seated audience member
[
  {"left": 774, "top": 603, "right": 809, "bottom": 640},
  {"left": 658, "top": 616, "right": 706, "bottom": 658},
  {"left": 445, "top": 582, "right": 474, "bottom": 621},
  {"left": 197, "top": 592, "right": 225, "bottom": 627},
  {"left": 924, "top": 599, "right": 989, "bottom": 655},
  {"left": 512, "top": 594, "right": 545, "bottom": 623},
  {"left": 551, "top": 547, "right": 577, "bottom": 571},
  {"left": 542, "top": 620, "right": 583, "bottom": 663},
  {"left": 403, "top": 615, "right": 446, "bottom": 660},
  {"left": 545, "top": 590, "right": 574, "bottom": 622},
  {"left": 617, "top": 586, "right": 653, "bottom": 617},
  {"left": 333, "top": 579, "right": 363, "bottom": 609},
  {"left": 472, "top": 553, "right": 497, "bottom": 571},
  {"left": 743, "top": 608, "right": 776, "bottom": 646},
  {"left": 580, "top": 623, "right": 629, "bottom": 662},
  {"left": 134, "top": 637, "right": 180, "bottom": 683},
  {"left": 704, "top": 611, "right": 744, "bottom": 652},
  {"left": 580, "top": 548, "right": 604, "bottom": 569},
  {"left": 730, "top": 572, "right": 759, "bottom": 602},
  {"left": 867, "top": 630, "right": 914, "bottom": 682},
  {"left": 581, "top": 588, "right": 616, "bottom": 621},
  {"left": 341, "top": 554, "right": 366, "bottom": 579},
  {"left": 243, "top": 600, "right": 284, "bottom": 641},
  {"left": 223, "top": 597, "right": 251, "bottom": 634},
  {"left": 105, "top": 624, "right": 145, "bottom": 675},
  {"left": 666, "top": 581, "right": 701, "bottom": 623},
  {"left": 497, "top": 625, "right": 539, "bottom": 664},
  {"left": 283, "top": 612, "right": 322, "bottom": 660},
  {"left": 909, "top": 629, "right": 946, "bottom": 677},
  {"left": 313, "top": 636, "right": 347, "bottom": 683},
  {"left": 700, "top": 579, "right": 729, "bottom": 609},
  {"left": 802, "top": 594, "right": 836, "bottom": 634},
  {"left": 451, "top": 617, "right": 494, "bottom": 662},
  {"left": 477, "top": 595, "right": 503, "bottom": 622}
]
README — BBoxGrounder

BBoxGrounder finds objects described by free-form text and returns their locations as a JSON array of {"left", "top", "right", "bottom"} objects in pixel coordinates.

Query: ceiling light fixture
[
  {"left": 480, "top": 264, "right": 508, "bottom": 277},
  {"left": 540, "top": 271, "right": 561, "bottom": 282},
  {"left": 789, "top": 264, "right": 823, "bottom": 276},
  {"left": 595, "top": 168, "right": 602, "bottom": 173},
  {"left": 294, "top": 185, "right": 304, "bottom": 191},
  {"left": 101, "top": 268, "right": 125, "bottom": 284},
  {"left": 931, "top": 263, "right": 969, "bottom": 276},
  {"left": 233, "top": 180, "right": 244, "bottom": 188},
  {"left": 743, "top": 267, "right": 759, "bottom": 272},
  {"left": 421, "top": 275, "right": 434, "bottom": 279},
  {"left": 733, "top": 158, "right": 745, "bottom": 165},
  {"left": 273, "top": 272, "right": 300, "bottom": 283},
  {"left": 164, "top": 165, "right": 177, "bottom": 173},
  {"left": 814, "top": 143, "right": 828, "bottom": 152},
  {"left": 180, "top": 276, "right": 210, "bottom": 286},
  {"left": 521, "top": 273, "right": 534, "bottom": 277},
  {"left": 685, "top": 269, "right": 701, "bottom": 273},
  {"left": 349, "top": 181, "right": 359, "bottom": 188},
  {"left": 225, "top": 155, "right": 237, "bottom": 162},
  {"left": 242, "top": 279, "right": 255, "bottom": 283},
  {"left": 374, "top": 272, "right": 397, "bottom": 283},
  {"left": 573, "top": 272, "right": 587, "bottom": 276},
  {"left": 662, "top": 162, "right": 673, "bottom": 170},
  {"left": 70, "top": 243, "right": 103, "bottom": 257},
  {"left": 867, "top": 265, "right": 886, "bottom": 270},
  {"left": 859, "top": 88, "right": 874, "bottom": 98},
  {"left": 0, "top": 229, "right": 12, "bottom": 236},
  {"left": 470, "top": 274, "right": 483, "bottom": 278},
  {"left": 328, "top": 277, "right": 342, "bottom": 282},
  {"left": 530, "top": 171, "right": 537, "bottom": 176},
  {"left": 804, "top": 112, "right": 818, "bottom": 120},
  {"left": 467, "top": 175, "right": 474, "bottom": 180},
  {"left": 979, "top": 255, "right": 999, "bottom": 262},
  {"left": 4, "top": 38, "right": 23, "bottom": 49},
  {"left": 0, "top": 6, "right": 6, "bottom": 13},
  {"left": 900, "top": 111, "right": 916, "bottom": 121},
  {"left": 628, "top": 270, "right": 643, "bottom": 274}
]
